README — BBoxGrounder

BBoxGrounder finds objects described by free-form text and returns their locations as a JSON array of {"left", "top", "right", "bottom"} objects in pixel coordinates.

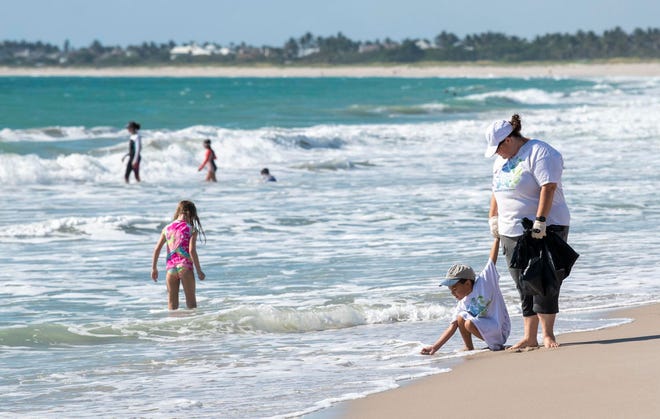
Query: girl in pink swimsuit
[{"left": 151, "top": 200, "right": 206, "bottom": 310}]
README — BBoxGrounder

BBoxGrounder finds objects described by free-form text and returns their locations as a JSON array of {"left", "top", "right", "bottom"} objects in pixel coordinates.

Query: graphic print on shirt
[
  {"left": 493, "top": 157, "right": 524, "bottom": 191},
  {"left": 466, "top": 295, "right": 491, "bottom": 318}
]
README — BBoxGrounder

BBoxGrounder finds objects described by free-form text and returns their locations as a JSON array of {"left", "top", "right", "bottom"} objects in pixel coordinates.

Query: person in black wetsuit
[{"left": 122, "top": 121, "right": 142, "bottom": 183}]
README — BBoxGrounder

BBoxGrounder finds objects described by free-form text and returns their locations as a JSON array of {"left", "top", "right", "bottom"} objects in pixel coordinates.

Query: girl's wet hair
[
  {"left": 509, "top": 114, "right": 522, "bottom": 137},
  {"left": 203, "top": 139, "right": 211, "bottom": 146},
  {"left": 173, "top": 200, "right": 206, "bottom": 242},
  {"left": 127, "top": 121, "right": 141, "bottom": 130}
]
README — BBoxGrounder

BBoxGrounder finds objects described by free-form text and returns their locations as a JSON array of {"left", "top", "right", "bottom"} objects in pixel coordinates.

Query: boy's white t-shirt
[
  {"left": 451, "top": 259, "right": 510, "bottom": 350},
  {"left": 492, "top": 139, "right": 570, "bottom": 237}
]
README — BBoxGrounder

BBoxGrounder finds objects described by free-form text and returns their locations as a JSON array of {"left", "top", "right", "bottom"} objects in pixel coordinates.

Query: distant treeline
[{"left": 2, "top": 26, "right": 660, "bottom": 66}]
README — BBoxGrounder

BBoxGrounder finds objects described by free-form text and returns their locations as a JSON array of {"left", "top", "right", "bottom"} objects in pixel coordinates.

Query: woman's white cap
[{"left": 484, "top": 120, "right": 513, "bottom": 158}]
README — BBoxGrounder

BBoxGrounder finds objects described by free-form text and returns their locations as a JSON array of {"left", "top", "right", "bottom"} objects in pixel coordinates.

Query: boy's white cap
[
  {"left": 484, "top": 120, "right": 513, "bottom": 158},
  {"left": 440, "top": 264, "right": 475, "bottom": 287}
]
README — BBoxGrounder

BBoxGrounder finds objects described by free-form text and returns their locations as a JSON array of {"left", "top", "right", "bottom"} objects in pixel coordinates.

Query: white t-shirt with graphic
[
  {"left": 451, "top": 259, "right": 510, "bottom": 350},
  {"left": 492, "top": 139, "right": 570, "bottom": 237}
]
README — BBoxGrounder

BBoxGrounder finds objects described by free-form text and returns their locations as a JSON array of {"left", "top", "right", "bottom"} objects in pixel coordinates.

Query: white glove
[
  {"left": 531, "top": 219, "right": 547, "bottom": 239},
  {"left": 489, "top": 216, "right": 499, "bottom": 238}
]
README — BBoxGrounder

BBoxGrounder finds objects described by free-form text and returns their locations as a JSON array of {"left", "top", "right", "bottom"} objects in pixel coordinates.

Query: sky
[{"left": 2, "top": 0, "right": 659, "bottom": 47}]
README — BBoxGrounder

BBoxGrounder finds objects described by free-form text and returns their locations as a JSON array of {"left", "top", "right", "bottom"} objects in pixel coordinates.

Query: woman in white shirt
[{"left": 484, "top": 114, "right": 570, "bottom": 350}]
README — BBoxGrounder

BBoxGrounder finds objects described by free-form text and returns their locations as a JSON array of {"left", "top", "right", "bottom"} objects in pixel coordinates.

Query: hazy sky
[{"left": 2, "top": 0, "right": 659, "bottom": 47}]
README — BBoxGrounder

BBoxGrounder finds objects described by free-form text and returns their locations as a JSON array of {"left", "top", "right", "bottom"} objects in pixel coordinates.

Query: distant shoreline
[{"left": 2, "top": 61, "right": 660, "bottom": 78}]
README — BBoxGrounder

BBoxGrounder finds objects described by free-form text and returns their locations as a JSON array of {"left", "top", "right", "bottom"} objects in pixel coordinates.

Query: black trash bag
[
  {"left": 545, "top": 226, "right": 580, "bottom": 280},
  {"left": 520, "top": 239, "right": 559, "bottom": 297},
  {"left": 510, "top": 218, "right": 579, "bottom": 297}
]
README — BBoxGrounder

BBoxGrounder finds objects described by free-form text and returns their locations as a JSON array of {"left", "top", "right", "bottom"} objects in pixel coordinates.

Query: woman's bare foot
[
  {"left": 543, "top": 335, "right": 560, "bottom": 348},
  {"left": 506, "top": 338, "right": 539, "bottom": 352}
]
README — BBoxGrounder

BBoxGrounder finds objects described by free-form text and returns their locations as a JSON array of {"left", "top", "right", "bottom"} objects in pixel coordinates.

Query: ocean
[{"left": 1, "top": 75, "right": 659, "bottom": 418}]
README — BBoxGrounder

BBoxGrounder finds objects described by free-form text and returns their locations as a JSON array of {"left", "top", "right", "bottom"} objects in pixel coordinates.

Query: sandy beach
[
  {"left": 344, "top": 303, "right": 660, "bottom": 418},
  {"left": 2, "top": 62, "right": 660, "bottom": 78}
]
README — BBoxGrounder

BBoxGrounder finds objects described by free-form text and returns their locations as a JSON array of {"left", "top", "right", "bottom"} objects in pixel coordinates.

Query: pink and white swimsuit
[{"left": 163, "top": 220, "right": 196, "bottom": 273}]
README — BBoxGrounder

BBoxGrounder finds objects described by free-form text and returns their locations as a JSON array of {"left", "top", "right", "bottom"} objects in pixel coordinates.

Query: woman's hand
[
  {"left": 532, "top": 218, "right": 547, "bottom": 239},
  {"left": 489, "top": 216, "right": 499, "bottom": 238}
]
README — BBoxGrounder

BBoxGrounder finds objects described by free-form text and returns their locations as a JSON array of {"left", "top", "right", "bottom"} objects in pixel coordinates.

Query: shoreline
[
  {"left": 2, "top": 62, "right": 660, "bottom": 78},
  {"left": 339, "top": 302, "right": 660, "bottom": 418}
]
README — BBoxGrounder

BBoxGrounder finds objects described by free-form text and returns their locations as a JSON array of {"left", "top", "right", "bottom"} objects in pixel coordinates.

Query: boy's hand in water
[{"left": 420, "top": 345, "right": 437, "bottom": 355}]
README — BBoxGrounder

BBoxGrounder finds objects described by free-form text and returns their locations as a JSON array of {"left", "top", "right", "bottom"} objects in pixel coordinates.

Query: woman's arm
[
  {"left": 537, "top": 183, "right": 557, "bottom": 219},
  {"left": 532, "top": 182, "right": 557, "bottom": 239},
  {"left": 488, "top": 194, "right": 499, "bottom": 238},
  {"left": 489, "top": 193, "right": 498, "bottom": 217},
  {"left": 489, "top": 237, "right": 500, "bottom": 264}
]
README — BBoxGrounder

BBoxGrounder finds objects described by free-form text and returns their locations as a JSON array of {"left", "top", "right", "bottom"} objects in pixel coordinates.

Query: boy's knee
[
  {"left": 456, "top": 316, "right": 471, "bottom": 329},
  {"left": 457, "top": 317, "right": 479, "bottom": 335},
  {"left": 462, "top": 318, "right": 475, "bottom": 331}
]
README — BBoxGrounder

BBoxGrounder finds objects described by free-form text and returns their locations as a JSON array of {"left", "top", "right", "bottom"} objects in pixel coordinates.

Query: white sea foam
[
  {"left": 0, "top": 125, "right": 116, "bottom": 142},
  {"left": 0, "top": 215, "right": 151, "bottom": 240},
  {"left": 465, "top": 88, "right": 567, "bottom": 104}
]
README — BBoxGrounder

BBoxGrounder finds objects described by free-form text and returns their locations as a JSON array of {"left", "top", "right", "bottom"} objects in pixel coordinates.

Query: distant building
[
  {"left": 170, "top": 43, "right": 212, "bottom": 59},
  {"left": 203, "top": 44, "right": 218, "bottom": 54},
  {"left": 358, "top": 43, "right": 380, "bottom": 53},
  {"left": 237, "top": 46, "right": 263, "bottom": 59},
  {"left": 381, "top": 41, "right": 400, "bottom": 50},
  {"left": 298, "top": 47, "right": 320, "bottom": 58},
  {"left": 13, "top": 49, "right": 31, "bottom": 58},
  {"left": 415, "top": 40, "right": 434, "bottom": 50}
]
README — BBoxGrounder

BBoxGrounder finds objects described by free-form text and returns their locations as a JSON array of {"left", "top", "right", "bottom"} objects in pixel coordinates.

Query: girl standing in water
[
  {"left": 151, "top": 200, "right": 206, "bottom": 310},
  {"left": 122, "top": 121, "right": 142, "bottom": 183}
]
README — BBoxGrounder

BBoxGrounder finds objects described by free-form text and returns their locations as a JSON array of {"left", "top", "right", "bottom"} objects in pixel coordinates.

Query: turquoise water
[
  {"left": 0, "top": 77, "right": 594, "bottom": 130},
  {"left": 1, "top": 75, "right": 660, "bottom": 418}
]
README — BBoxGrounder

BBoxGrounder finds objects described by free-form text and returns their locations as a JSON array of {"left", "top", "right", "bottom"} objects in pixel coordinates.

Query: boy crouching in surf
[{"left": 421, "top": 238, "right": 510, "bottom": 354}]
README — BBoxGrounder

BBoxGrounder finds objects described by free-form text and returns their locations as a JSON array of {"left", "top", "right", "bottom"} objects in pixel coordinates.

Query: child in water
[
  {"left": 151, "top": 200, "right": 206, "bottom": 310},
  {"left": 198, "top": 139, "right": 217, "bottom": 182}
]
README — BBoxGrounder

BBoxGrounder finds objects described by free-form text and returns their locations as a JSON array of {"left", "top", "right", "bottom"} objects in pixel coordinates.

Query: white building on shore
[{"left": 170, "top": 44, "right": 212, "bottom": 59}]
